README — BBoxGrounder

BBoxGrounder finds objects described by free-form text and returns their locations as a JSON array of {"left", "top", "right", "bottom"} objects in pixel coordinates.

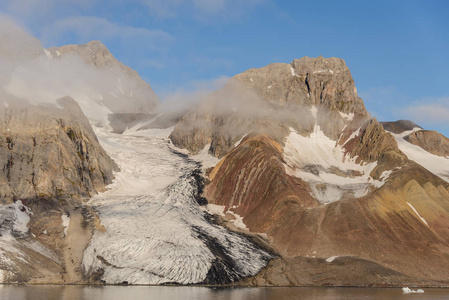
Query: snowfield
[
  {"left": 83, "top": 127, "right": 271, "bottom": 285},
  {"left": 390, "top": 128, "right": 449, "bottom": 183},
  {"left": 284, "top": 125, "right": 389, "bottom": 203}
]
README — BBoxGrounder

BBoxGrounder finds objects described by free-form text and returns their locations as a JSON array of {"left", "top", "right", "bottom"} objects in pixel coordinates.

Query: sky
[{"left": 1, "top": 0, "right": 448, "bottom": 136}]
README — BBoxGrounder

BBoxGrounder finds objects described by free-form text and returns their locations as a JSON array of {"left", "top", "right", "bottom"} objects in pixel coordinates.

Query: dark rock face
[
  {"left": 170, "top": 56, "right": 370, "bottom": 158},
  {"left": 0, "top": 97, "right": 118, "bottom": 204},
  {"left": 380, "top": 120, "right": 422, "bottom": 134},
  {"left": 404, "top": 130, "right": 449, "bottom": 157}
]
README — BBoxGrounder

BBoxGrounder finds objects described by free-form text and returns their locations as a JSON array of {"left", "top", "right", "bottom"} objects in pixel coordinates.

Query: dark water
[{"left": 1, "top": 285, "right": 448, "bottom": 300}]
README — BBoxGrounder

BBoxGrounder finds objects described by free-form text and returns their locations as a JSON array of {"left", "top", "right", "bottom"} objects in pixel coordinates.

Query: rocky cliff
[
  {"left": 0, "top": 97, "right": 118, "bottom": 204},
  {"left": 404, "top": 130, "right": 449, "bottom": 158},
  {"left": 0, "top": 97, "right": 118, "bottom": 283},
  {"left": 170, "top": 56, "right": 370, "bottom": 157}
]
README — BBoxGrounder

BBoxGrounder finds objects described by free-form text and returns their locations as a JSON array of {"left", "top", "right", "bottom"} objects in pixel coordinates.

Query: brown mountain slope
[
  {"left": 404, "top": 130, "right": 449, "bottom": 157},
  {"left": 205, "top": 132, "right": 449, "bottom": 285}
]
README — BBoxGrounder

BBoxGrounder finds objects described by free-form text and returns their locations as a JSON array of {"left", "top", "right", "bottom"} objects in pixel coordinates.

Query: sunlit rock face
[
  {"left": 0, "top": 97, "right": 118, "bottom": 204},
  {"left": 170, "top": 56, "right": 370, "bottom": 158}
]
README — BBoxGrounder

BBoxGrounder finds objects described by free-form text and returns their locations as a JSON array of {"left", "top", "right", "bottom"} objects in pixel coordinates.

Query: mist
[{"left": 0, "top": 17, "right": 157, "bottom": 127}]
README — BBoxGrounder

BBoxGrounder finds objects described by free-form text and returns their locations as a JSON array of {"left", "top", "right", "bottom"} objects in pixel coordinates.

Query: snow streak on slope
[
  {"left": 390, "top": 128, "right": 449, "bottom": 183},
  {"left": 83, "top": 128, "right": 271, "bottom": 285},
  {"left": 0, "top": 201, "right": 60, "bottom": 281},
  {"left": 284, "top": 126, "right": 387, "bottom": 203}
]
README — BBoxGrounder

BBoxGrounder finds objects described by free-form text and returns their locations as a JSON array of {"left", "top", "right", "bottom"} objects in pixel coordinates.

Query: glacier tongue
[{"left": 83, "top": 128, "right": 271, "bottom": 285}]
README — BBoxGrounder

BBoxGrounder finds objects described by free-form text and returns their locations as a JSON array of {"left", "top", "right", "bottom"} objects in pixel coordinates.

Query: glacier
[{"left": 82, "top": 126, "right": 272, "bottom": 285}]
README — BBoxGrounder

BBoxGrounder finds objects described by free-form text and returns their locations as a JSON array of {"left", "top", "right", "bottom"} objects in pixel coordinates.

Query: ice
[
  {"left": 389, "top": 128, "right": 449, "bottom": 183},
  {"left": 83, "top": 127, "right": 271, "bottom": 284},
  {"left": 402, "top": 287, "right": 424, "bottom": 294},
  {"left": 284, "top": 126, "right": 386, "bottom": 203}
]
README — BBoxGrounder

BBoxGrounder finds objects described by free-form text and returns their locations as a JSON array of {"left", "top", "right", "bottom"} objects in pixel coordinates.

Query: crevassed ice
[{"left": 83, "top": 127, "right": 270, "bottom": 284}]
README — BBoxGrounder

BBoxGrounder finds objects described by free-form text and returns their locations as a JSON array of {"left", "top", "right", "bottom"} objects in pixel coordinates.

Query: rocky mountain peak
[
  {"left": 46, "top": 40, "right": 159, "bottom": 116},
  {"left": 170, "top": 56, "right": 371, "bottom": 157}
]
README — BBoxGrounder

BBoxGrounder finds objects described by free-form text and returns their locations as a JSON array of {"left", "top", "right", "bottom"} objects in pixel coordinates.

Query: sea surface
[{"left": 1, "top": 285, "right": 449, "bottom": 300}]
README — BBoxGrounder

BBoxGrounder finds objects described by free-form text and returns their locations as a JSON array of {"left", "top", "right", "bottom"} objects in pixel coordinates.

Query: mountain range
[{"left": 1, "top": 25, "right": 449, "bottom": 287}]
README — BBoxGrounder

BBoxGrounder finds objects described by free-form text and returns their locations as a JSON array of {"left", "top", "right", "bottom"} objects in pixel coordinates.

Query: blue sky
[{"left": 2, "top": 0, "right": 448, "bottom": 136}]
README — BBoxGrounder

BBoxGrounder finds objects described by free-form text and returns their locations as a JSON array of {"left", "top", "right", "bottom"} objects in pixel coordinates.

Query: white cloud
[
  {"left": 41, "top": 16, "right": 173, "bottom": 49},
  {"left": 405, "top": 98, "right": 449, "bottom": 125},
  {"left": 4, "top": 0, "right": 93, "bottom": 18},
  {"left": 135, "top": 0, "right": 264, "bottom": 19},
  {"left": 158, "top": 76, "right": 230, "bottom": 113}
]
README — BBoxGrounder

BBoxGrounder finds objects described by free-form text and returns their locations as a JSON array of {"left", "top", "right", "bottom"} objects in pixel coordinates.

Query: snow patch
[
  {"left": 406, "top": 202, "right": 429, "bottom": 227},
  {"left": 339, "top": 112, "right": 354, "bottom": 122},
  {"left": 290, "top": 66, "right": 299, "bottom": 77},
  {"left": 234, "top": 134, "right": 249, "bottom": 147},
  {"left": 12, "top": 200, "right": 31, "bottom": 234},
  {"left": 310, "top": 106, "right": 317, "bottom": 119},
  {"left": 43, "top": 49, "right": 52, "bottom": 59},
  {"left": 389, "top": 128, "right": 449, "bottom": 183},
  {"left": 326, "top": 256, "right": 338, "bottom": 263},
  {"left": 226, "top": 209, "right": 248, "bottom": 231},
  {"left": 192, "top": 143, "right": 220, "bottom": 170},
  {"left": 61, "top": 214, "right": 70, "bottom": 235},
  {"left": 343, "top": 127, "right": 361, "bottom": 145},
  {"left": 284, "top": 127, "right": 386, "bottom": 203},
  {"left": 206, "top": 204, "right": 226, "bottom": 217}
]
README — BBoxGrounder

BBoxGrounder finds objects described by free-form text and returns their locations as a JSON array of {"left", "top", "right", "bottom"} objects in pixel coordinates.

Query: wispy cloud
[
  {"left": 4, "top": 0, "right": 93, "bottom": 19},
  {"left": 405, "top": 97, "right": 449, "bottom": 125},
  {"left": 134, "top": 0, "right": 264, "bottom": 19},
  {"left": 157, "top": 75, "right": 230, "bottom": 113},
  {"left": 41, "top": 16, "right": 173, "bottom": 49}
]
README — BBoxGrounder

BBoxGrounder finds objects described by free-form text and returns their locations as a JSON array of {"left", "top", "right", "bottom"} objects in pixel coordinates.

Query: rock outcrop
[
  {"left": 170, "top": 56, "right": 370, "bottom": 158},
  {"left": 0, "top": 97, "right": 118, "bottom": 283},
  {"left": 0, "top": 97, "right": 118, "bottom": 204},
  {"left": 404, "top": 130, "right": 449, "bottom": 158},
  {"left": 380, "top": 120, "right": 422, "bottom": 134}
]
